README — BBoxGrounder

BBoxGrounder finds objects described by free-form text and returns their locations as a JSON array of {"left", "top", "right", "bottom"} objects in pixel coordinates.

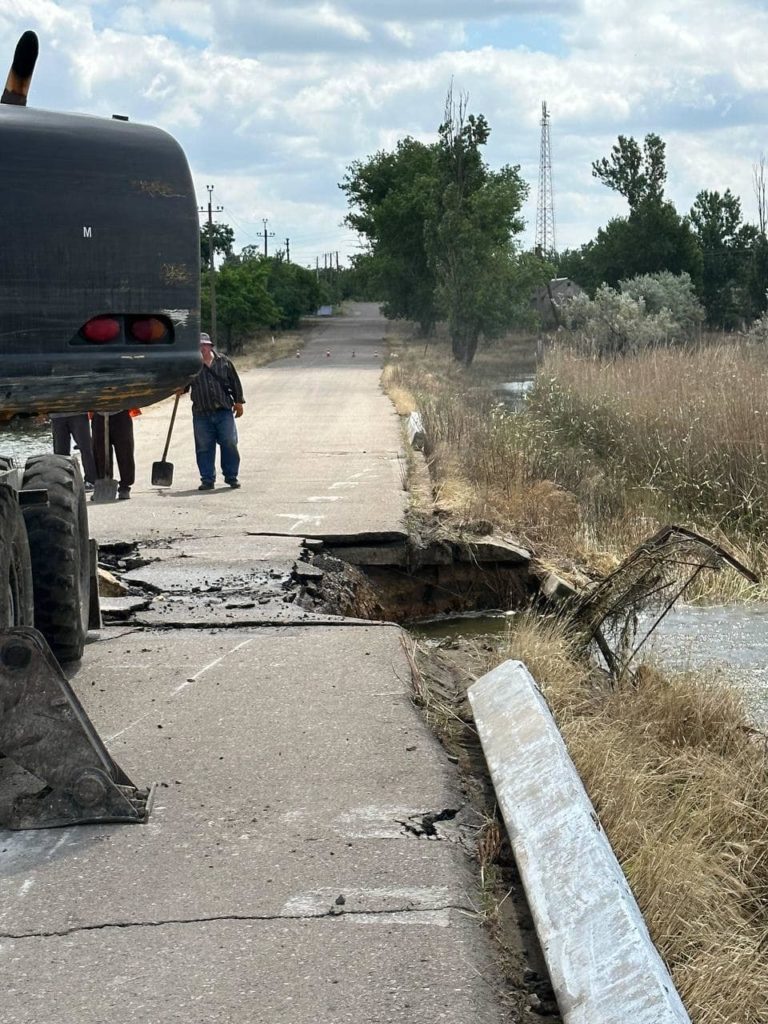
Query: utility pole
[
  {"left": 198, "top": 185, "right": 223, "bottom": 345},
  {"left": 284, "top": 238, "right": 290, "bottom": 263},
  {"left": 262, "top": 218, "right": 275, "bottom": 258}
]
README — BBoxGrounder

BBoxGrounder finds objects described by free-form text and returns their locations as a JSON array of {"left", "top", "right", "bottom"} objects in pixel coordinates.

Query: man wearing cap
[{"left": 179, "top": 333, "right": 245, "bottom": 490}]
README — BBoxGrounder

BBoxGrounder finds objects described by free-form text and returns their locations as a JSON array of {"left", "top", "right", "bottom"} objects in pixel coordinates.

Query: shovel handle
[{"left": 161, "top": 394, "right": 180, "bottom": 462}]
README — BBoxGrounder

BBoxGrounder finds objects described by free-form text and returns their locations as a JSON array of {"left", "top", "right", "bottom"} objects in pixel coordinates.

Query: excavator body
[{"left": 0, "top": 30, "right": 199, "bottom": 828}]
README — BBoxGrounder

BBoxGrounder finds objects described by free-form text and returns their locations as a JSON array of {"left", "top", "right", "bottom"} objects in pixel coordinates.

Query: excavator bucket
[{"left": 0, "top": 628, "right": 153, "bottom": 829}]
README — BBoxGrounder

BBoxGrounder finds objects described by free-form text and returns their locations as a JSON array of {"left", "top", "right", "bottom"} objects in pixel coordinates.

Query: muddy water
[
  {"left": 414, "top": 604, "right": 768, "bottom": 728},
  {"left": 410, "top": 610, "right": 515, "bottom": 642},
  {"left": 0, "top": 421, "right": 53, "bottom": 463},
  {"left": 645, "top": 603, "right": 768, "bottom": 728},
  {"left": 493, "top": 378, "right": 533, "bottom": 412}
]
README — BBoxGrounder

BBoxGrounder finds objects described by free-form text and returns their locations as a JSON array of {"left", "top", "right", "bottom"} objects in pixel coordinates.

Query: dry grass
[
  {"left": 383, "top": 330, "right": 768, "bottom": 593},
  {"left": 506, "top": 614, "right": 768, "bottom": 1024},
  {"left": 534, "top": 342, "right": 768, "bottom": 532}
]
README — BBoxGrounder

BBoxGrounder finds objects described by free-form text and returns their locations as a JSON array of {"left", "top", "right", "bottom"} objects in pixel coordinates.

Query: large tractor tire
[
  {"left": 0, "top": 483, "right": 34, "bottom": 628},
  {"left": 22, "top": 455, "right": 90, "bottom": 663}
]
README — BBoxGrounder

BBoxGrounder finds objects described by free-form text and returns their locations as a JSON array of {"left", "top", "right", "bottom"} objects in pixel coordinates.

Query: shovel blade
[
  {"left": 91, "top": 477, "right": 118, "bottom": 503},
  {"left": 151, "top": 460, "right": 174, "bottom": 487}
]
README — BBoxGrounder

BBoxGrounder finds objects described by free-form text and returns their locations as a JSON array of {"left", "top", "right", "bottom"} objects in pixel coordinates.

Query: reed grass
[
  {"left": 386, "top": 332, "right": 768, "bottom": 591},
  {"left": 532, "top": 342, "right": 768, "bottom": 534}
]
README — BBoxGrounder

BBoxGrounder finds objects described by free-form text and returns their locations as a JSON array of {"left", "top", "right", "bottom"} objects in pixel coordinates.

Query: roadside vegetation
[
  {"left": 385, "top": 323, "right": 768, "bottom": 598},
  {"left": 386, "top": 328, "right": 768, "bottom": 1022},
  {"left": 198, "top": 223, "right": 364, "bottom": 353},
  {"left": 345, "top": 89, "right": 768, "bottom": 1023}
]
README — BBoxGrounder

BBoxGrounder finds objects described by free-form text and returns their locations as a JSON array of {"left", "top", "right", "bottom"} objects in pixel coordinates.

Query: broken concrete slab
[
  {"left": 454, "top": 537, "right": 531, "bottom": 564},
  {"left": 97, "top": 567, "right": 129, "bottom": 597},
  {"left": 324, "top": 542, "right": 410, "bottom": 567},
  {"left": 540, "top": 571, "right": 579, "bottom": 601},
  {"left": 292, "top": 561, "right": 325, "bottom": 580},
  {"left": 100, "top": 596, "right": 152, "bottom": 618}
]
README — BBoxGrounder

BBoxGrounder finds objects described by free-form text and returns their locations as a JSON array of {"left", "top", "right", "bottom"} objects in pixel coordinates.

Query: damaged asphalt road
[
  {"left": 0, "top": 305, "right": 553, "bottom": 1024},
  {"left": 97, "top": 531, "right": 382, "bottom": 628}
]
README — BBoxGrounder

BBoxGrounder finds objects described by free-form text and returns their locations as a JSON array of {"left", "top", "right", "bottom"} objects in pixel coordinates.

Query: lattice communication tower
[{"left": 535, "top": 101, "right": 556, "bottom": 256}]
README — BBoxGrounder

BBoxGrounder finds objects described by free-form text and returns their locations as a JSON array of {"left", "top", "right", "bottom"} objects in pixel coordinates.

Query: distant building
[{"left": 533, "top": 277, "right": 584, "bottom": 328}]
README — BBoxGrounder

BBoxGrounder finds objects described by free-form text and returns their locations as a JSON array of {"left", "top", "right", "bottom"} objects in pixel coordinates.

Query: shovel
[
  {"left": 91, "top": 413, "right": 118, "bottom": 503},
  {"left": 151, "top": 394, "right": 180, "bottom": 487}
]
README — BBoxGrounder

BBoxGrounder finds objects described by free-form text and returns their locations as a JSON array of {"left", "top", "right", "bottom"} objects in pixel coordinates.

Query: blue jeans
[{"left": 193, "top": 409, "right": 240, "bottom": 484}]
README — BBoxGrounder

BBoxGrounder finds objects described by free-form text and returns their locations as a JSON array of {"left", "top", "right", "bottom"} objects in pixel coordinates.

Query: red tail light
[
  {"left": 129, "top": 317, "right": 169, "bottom": 343},
  {"left": 81, "top": 317, "right": 121, "bottom": 343}
]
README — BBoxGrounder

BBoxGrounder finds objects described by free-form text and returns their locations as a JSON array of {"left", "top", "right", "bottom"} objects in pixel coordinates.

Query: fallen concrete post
[
  {"left": 406, "top": 410, "right": 425, "bottom": 450},
  {"left": 468, "top": 660, "right": 691, "bottom": 1024}
]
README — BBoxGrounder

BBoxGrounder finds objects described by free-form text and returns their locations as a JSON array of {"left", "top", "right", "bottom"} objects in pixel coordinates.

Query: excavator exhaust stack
[
  {"left": 2, "top": 30, "right": 38, "bottom": 106},
  {"left": 0, "top": 629, "right": 154, "bottom": 829}
]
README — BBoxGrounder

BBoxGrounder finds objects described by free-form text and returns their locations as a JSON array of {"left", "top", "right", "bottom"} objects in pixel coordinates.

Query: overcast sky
[{"left": 4, "top": 0, "right": 767, "bottom": 267}]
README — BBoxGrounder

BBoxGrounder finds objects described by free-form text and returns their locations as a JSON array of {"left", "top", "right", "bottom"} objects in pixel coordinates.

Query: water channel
[
  {"left": 0, "top": 418, "right": 55, "bottom": 462},
  {"left": 413, "top": 603, "right": 768, "bottom": 729}
]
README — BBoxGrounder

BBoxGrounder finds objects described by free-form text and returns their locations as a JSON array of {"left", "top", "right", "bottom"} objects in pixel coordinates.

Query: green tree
[
  {"left": 341, "top": 137, "right": 439, "bottom": 334},
  {"left": 337, "top": 254, "right": 379, "bottom": 301},
  {"left": 592, "top": 133, "right": 667, "bottom": 210},
  {"left": 428, "top": 89, "right": 528, "bottom": 365},
  {"left": 263, "top": 257, "right": 322, "bottom": 328},
  {"left": 689, "top": 189, "right": 758, "bottom": 326},
  {"left": 200, "top": 222, "right": 235, "bottom": 271},
  {"left": 216, "top": 257, "right": 279, "bottom": 351},
  {"left": 580, "top": 134, "right": 701, "bottom": 290},
  {"left": 560, "top": 202, "right": 701, "bottom": 294}
]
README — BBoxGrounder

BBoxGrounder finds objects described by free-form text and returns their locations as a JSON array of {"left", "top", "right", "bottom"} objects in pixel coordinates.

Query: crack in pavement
[
  {"left": 127, "top": 618, "right": 399, "bottom": 630},
  {"left": 0, "top": 902, "right": 473, "bottom": 940}
]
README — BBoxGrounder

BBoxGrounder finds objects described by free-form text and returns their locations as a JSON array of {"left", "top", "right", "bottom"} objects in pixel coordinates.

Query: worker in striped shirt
[{"left": 179, "top": 333, "right": 245, "bottom": 491}]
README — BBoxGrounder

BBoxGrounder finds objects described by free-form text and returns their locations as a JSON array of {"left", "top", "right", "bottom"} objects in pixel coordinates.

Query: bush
[
  {"left": 564, "top": 273, "right": 704, "bottom": 356},
  {"left": 564, "top": 284, "right": 681, "bottom": 355},
  {"left": 619, "top": 271, "right": 704, "bottom": 336}
]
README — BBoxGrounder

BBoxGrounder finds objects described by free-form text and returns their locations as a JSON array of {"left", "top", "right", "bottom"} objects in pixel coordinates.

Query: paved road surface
[{"left": 0, "top": 305, "right": 510, "bottom": 1023}]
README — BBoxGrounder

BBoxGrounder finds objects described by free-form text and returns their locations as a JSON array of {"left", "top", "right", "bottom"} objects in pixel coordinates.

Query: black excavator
[{"left": 0, "top": 31, "right": 200, "bottom": 829}]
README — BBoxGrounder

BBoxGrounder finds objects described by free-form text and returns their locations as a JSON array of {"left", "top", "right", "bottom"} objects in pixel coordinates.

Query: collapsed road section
[{"left": 95, "top": 526, "right": 543, "bottom": 629}]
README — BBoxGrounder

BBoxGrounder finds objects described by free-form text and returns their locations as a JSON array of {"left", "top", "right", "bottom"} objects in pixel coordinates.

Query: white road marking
[
  {"left": 275, "top": 513, "right": 325, "bottom": 532},
  {"left": 306, "top": 496, "right": 339, "bottom": 502},
  {"left": 108, "top": 639, "right": 255, "bottom": 739},
  {"left": 173, "top": 639, "right": 254, "bottom": 694},
  {"left": 46, "top": 832, "right": 72, "bottom": 859}
]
